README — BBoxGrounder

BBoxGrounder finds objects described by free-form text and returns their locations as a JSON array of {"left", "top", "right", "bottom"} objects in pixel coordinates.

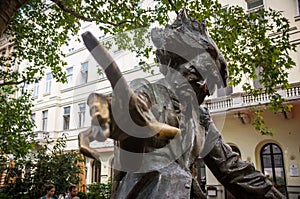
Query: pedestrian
[
  {"left": 65, "top": 184, "right": 80, "bottom": 199},
  {"left": 40, "top": 184, "right": 56, "bottom": 199}
]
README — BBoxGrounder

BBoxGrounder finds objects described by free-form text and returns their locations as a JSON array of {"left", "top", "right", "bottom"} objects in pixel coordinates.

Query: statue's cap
[{"left": 151, "top": 8, "right": 228, "bottom": 89}]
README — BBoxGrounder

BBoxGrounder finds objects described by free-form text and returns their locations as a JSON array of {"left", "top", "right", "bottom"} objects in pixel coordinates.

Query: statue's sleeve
[
  {"left": 203, "top": 136, "right": 285, "bottom": 198},
  {"left": 199, "top": 108, "right": 286, "bottom": 198},
  {"left": 199, "top": 107, "right": 221, "bottom": 158}
]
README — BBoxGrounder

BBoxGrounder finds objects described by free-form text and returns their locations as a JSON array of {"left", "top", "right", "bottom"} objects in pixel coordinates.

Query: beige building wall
[
  {"left": 203, "top": 0, "right": 300, "bottom": 198},
  {"left": 205, "top": 102, "right": 300, "bottom": 199}
]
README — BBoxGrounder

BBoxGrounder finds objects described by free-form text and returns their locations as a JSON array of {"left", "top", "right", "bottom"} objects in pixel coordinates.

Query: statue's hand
[
  {"left": 127, "top": 92, "right": 181, "bottom": 140},
  {"left": 86, "top": 91, "right": 180, "bottom": 142},
  {"left": 78, "top": 93, "right": 110, "bottom": 160},
  {"left": 199, "top": 106, "right": 212, "bottom": 131},
  {"left": 87, "top": 93, "right": 111, "bottom": 141}
]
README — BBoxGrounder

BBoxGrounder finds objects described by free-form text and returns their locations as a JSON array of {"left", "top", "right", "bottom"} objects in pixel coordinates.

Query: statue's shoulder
[
  {"left": 129, "top": 77, "right": 177, "bottom": 107},
  {"left": 129, "top": 78, "right": 153, "bottom": 91}
]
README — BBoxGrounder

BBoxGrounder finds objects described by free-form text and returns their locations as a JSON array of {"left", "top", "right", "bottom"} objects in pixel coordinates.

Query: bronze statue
[{"left": 79, "top": 9, "right": 285, "bottom": 199}]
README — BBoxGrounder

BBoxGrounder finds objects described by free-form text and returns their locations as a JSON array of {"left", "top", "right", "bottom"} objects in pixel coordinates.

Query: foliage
[
  {"left": 0, "top": 134, "right": 83, "bottom": 198},
  {"left": 77, "top": 191, "right": 88, "bottom": 199},
  {"left": 0, "top": 192, "right": 13, "bottom": 199},
  {"left": 0, "top": 85, "right": 35, "bottom": 161},
  {"left": 87, "top": 181, "right": 112, "bottom": 199}
]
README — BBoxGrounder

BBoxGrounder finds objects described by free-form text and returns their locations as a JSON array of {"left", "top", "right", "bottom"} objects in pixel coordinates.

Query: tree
[
  {"left": 0, "top": 87, "right": 35, "bottom": 161},
  {"left": 87, "top": 181, "right": 112, "bottom": 199},
  {"left": 1, "top": 134, "right": 83, "bottom": 198},
  {"left": 0, "top": 0, "right": 295, "bottom": 162}
]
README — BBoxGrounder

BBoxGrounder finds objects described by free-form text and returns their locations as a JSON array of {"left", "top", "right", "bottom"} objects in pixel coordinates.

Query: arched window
[
  {"left": 260, "top": 143, "right": 287, "bottom": 196},
  {"left": 92, "top": 160, "right": 101, "bottom": 183},
  {"left": 110, "top": 157, "right": 114, "bottom": 180},
  {"left": 195, "top": 158, "right": 206, "bottom": 193}
]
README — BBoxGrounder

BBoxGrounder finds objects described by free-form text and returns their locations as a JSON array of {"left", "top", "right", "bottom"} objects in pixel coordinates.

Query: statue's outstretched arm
[{"left": 78, "top": 32, "right": 181, "bottom": 159}]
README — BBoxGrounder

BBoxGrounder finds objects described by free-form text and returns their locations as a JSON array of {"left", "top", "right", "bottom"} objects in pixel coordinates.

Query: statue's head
[{"left": 151, "top": 8, "right": 228, "bottom": 105}]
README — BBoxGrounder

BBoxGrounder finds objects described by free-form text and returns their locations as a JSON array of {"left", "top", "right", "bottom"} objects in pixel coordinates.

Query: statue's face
[
  {"left": 156, "top": 47, "right": 213, "bottom": 105},
  {"left": 164, "top": 59, "right": 210, "bottom": 105}
]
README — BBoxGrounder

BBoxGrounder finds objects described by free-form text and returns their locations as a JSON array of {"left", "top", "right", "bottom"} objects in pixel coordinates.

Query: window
[
  {"left": 63, "top": 106, "right": 71, "bottom": 130},
  {"left": 195, "top": 158, "right": 206, "bottom": 193},
  {"left": 22, "top": 83, "right": 29, "bottom": 93},
  {"left": 81, "top": 62, "right": 88, "bottom": 83},
  {"left": 42, "top": 110, "right": 48, "bottom": 131},
  {"left": 31, "top": 113, "right": 36, "bottom": 132},
  {"left": 92, "top": 160, "right": 101, "bottom": 183},
  {"left": 31, "top": 113, "right": 36, "bottom": 122},
  {"left": 45, "top": 73, "right": 52, "bottom": 93},
  {"left": 98, "top": 35, "right": 105, "bottom": 40},
  {"left": 261, "top": 143, "right": 287, "bottom": 196},
  {"left": 33, "top": 82, "right": 39, "bottom": 97},
  {"left": 110, "top": 158, "right": 114, "bottom": 178},
  {"left": 10, "top": 62, "right": 16, "bottom": 71},
  {"left": 66, "top": 67, "right": 73, "bottom": 87},
  {"left": 253, "top": 67, "right": 264, "bottom": 89},
  {"left": 246, "top": 0, "right": 263, "bottom": 10},
  {"left": 298, "top": 0, "right": 300, "bottom": 16},
  {"left": 78, "top": 103, "right": 86, "bottom": 128}
]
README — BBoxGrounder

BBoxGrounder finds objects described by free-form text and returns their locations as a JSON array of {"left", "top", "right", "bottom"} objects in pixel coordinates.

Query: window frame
[
  {"left": 78, "top": 103, "right": 86, "bottom": 128},
  {"left": 92, "top": 160, "right": 101, "bottom": 183},
  {"left": 260, "top": 143, "right": 287, "bottom": 196},
  {"left": 66, "top": 67, "right": 73, "bottom": 87},
  {"left": 33, "top": 82, "right": 39, "bottom": 97},
  {"left": 253, "top": 67, "right": 264, "bottom": 89},
  {"left": 31, "top": 113, "right": 36, "bottom": 131},
  {"left": 45, "top": 73, "right": 52, "bottom": 94},
  {"left": 81, "top": 61, "right": 89, "bottom": 84},
  {"left": 63, "top": 106, "right": 71, "bottom": 130},
  {"left": 246, "top": 0, "right": 264, "bottom": 11},
  {"left": 42, "top": 110, "right": 48, "bottom": 131},
  {"left": 297, "top": 0, "right": 300, "bottom": 16}
]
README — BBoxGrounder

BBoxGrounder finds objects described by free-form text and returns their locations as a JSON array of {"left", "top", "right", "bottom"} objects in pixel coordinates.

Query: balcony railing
[
  {"left": 205, "top": 97, "right": 233, "bottom": 110},
  {"left": 204, "top": 83, "right": 300, "bottom": 112},
  {"left": 242, "top": 92, "right": 270, "bottom": 104},
  {"left": 286, "top": 85, "right": 300, "bottom": 97}
]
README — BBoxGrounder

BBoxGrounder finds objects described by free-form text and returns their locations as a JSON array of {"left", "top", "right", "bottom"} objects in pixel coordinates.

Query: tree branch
[
  {"left": 50, "top": 0, "right": 131, "bottom": 26},
  {"left": 167, "top": 0, "right": 178, "bottom": 14},
  {"left": 0, "top": 0, "right": 29, "bottom": 36},
  {"left": 0, "top": 79, "right": 26, "bottom": 87}
]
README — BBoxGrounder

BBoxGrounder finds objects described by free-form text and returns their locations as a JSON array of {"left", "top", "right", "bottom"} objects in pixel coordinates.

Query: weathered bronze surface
[{"left": 79, "top": 9, "right": 286, "bottom": 199}]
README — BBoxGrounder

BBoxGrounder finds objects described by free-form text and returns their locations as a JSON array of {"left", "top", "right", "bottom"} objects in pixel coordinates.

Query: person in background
[
  {"left": 40, "top": 184, "right": 56, "bottom": 199},
  {"left": 65, "top": 184, "right": 80, "bottom": 199}
]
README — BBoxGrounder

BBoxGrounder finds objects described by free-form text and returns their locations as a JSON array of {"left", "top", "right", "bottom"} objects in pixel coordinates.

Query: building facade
[
  {"left": 17, "top": 0, "right": 300, "bottom": 198},
  {"left": 203, "top": 0, "right": 300, "bottom": 198}
]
